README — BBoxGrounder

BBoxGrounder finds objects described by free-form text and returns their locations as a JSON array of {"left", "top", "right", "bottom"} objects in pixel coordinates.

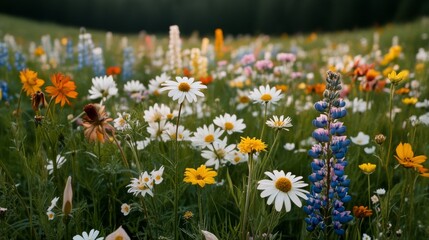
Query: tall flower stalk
[
  {"left": 237, "top": 136, "right": 267, "bottom": 239},
  {"left": 160, "top": 76, "right": 207, "bottom": 239},
  {"left": 304, "top": 71, "right": 353, "bottom": 238}
]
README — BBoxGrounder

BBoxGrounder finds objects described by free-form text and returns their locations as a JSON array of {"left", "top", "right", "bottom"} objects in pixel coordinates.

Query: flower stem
[
  {"left": 259, "top": 102, "right": 268, "bottom": 139},
  {"left": 173, "top": 102, "right": 184, "bottom": 240},
  {"left": 198, "top": 188, "right": 203, "bottom": 229},
  {"left": 242, "top": 153, "right": 254, "bottom": 240},
  {"left": 384, "top": 84, "right": 394, "bottom": 223},
  {"left": 112, "top": 133, "right": 130, "bottom": 169}
]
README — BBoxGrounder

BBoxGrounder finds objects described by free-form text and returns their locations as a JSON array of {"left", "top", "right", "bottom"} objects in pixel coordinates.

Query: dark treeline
[{"left": 1, "top": 0, "right": 429, "bottom": 35}]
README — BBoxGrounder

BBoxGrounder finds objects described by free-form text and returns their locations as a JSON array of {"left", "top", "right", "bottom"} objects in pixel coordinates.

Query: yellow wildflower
[
  {"left": 237, "top": 137, "right": 267, "bottom": 154},
  {"left": 358, "top": 163, "right": 376, "bottom": 174}
]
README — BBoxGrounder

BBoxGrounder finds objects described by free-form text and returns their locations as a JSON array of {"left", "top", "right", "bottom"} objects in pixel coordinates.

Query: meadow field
[{"left": 0, "top": 14, "right": 429, "bottom": 239}]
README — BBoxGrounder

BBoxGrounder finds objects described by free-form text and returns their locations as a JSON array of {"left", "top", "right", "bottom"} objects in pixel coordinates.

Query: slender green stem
[
  {"left": 408, "top": 173, "right": 418, "bottom": 237},
  {"left": 367, "top": 174, "right": 371, "bottom": 209},
  {"left": 69, "top": 111, "right": 85, "bottom": 123},
  {"left": 141, "top": 198, "right": 154, "bottom": 239},
  {"left": 259, "top": 102, "right": 268, "bottom": 139},
  {"left": 198, "top": 188, "right": 203, "bottom": 229},
  {"left": 173, "top": 102, "right": 184, "bottom": 240},
  {"left": 14, "top": 89, "right": 23, "bottom": 117},
  {"left": 242, "top": 153, "right": 254, "bottom": 240},
  {"left": 112, "top": 133, "right": 130, "bottom": 169},
  {"left": 385, "top": 84, "right": 395, "bottom": 224}
]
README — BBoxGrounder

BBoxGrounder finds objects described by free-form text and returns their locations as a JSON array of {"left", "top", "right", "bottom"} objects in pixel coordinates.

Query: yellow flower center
[
  {"left": 143, "top": 177, "right": 150, "bottom": 182},
  {"left": 196, "top": 174, "right": 204, "bottom": 180},
  {"left": 224, "top": 122, "right": 234, "bottom": 130},
  {"left": 216, "top": 149, "right": 226, "bottom": 158},
  {"left": 167, "top": 113, "right": 174, "bottom": 119},
  {"left": 156, "top": 175, "right": 161, "bottom": 181},
  {"left": 274, "top": 120, "right": 283, "bottom": 127},
  {"left": 275, "top": 177, "right": 292, "bottom": 193},
  {"left": 119, "top": 118, "right": 126, "bottom": 126},
  {"left": 204, "top": 134, "right": 214, "bottom": 143},
  {"left": 234, "top": 156, "right": 241, "bottom": 163},
  {"left": 178, "top": 82, "right": 191, "bottom": 92},
  {"left": 239, "top": 96, "right": 250, "bottom": 103},
  {"left": 261, "top": 93, "right": 272, "bottom": 101},
  {"left": 138, "top": 184, "right": 148, "bottom": 190},
  {"left": 115, "top": 236, "right": 124, "bottom": 240},
  {"left": 170, "top": 133, "right": 177, "bottom": 139}
]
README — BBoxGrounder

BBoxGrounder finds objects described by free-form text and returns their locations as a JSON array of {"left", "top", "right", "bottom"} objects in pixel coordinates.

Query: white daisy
[
  {"left": 235, "top": 89, "right": 251, "bottom": 110},
  {"left": 161, "top": 124, "right": 191, "bottom": 142},
  {"left": 46, "top": 210, "right": 55, "bottom": 220},
  {"left": 88, "top": 75, "right": 118, "bottom": 100},
  {"left": 120, "top": 203, "right": 131, "bottom": 216},
  {"left": 151, "top": 166, "right": 165, "bottom": 184},
  {"left": 228, "top": 150, "right": 248, "bottom": 165},
  {"left": 148, "top": 73, "right": 171, "bottom": 96},
  {"left": 190, "top": 124, "right": 224, "bottom": 148},
  {"left": 362, "top": 233, "right": 371, "bottom": 240},
  {"left": 144, "top": 103, "right": 175, "bottom": 123},
  {"left": 124, "top": 80, "right": 146, "bottom": 102},
  {"left": 146, "top": 120, "right": 172, "bottom": 140},
  {"left": 160, "top": 76, "right": 207, "bottom": 103},
  {"left": 127, "top": 171, "right": 154, "bottom": 197},
  {"left": 249, "top": 85, "right": 283, "bottom": 104},
  {"left": 213, "top": 113, "right": 246, "bottom": 134},
  {"left": 266, "top": 115, "right": 293, "bottom": 131},
  {"left": 350, "top": 131, "right": 370, "bottom": 145},
  {"left": 113, "top": 112, "right": 131, "bottom": 131},
  {"left": 257, "top": 170, "right": 309, "bottom": 212},
  {"left": 73, "top": 229, "right": 104, "bottom": 240},
  {"left": 46, "top": 155, "right": 67, "bottom": 175},
  {"left": 201, "top": 137, "right": 236, "bottom": 169}
]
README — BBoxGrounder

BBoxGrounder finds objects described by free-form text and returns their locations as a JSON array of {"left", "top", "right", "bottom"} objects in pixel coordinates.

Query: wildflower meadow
[{"left": 1, "top": 13, "right": 429, "bottom": 240}]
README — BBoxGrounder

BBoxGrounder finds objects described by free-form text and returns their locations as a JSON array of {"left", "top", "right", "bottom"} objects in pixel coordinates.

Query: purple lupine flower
[{"left": 304, "top": 71, "right": 353, "bottom": 237}]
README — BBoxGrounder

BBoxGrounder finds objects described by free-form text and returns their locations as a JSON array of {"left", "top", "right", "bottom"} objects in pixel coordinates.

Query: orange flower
[
  {"left": 417, "top": 167, "right": 429, "bottom": 178},
  {"left": 200, "top": 75, "right": 213, "bottom": 85},
  {"left": 394, "top": 142, "right": 427, "bottom": 168},
  {"left": 353, "top": 206, "right": 373, "bottom": 218},
  {"left": 82, "top": 104, "right": 115, "bottom": 143},
  {"left": 19, "top": 69, "right": 45, "bottom": 96},
  {"left": 365, "top": 69, "right": 380, "bottom": 82},
  {"left": 395, "top": 87, "right": 410, "bottom": 95},
  {"left": 275, "top": 84, "right": 288, "bottom": 92},
  {"left": 34, "top": 46, "right": 45, "bottom": 57},
  {"left": 106, "top": 66, "right": 121, "bottom": 76},
  {"left": 45, "top": 73, "right": 78, "bottom": 107}
]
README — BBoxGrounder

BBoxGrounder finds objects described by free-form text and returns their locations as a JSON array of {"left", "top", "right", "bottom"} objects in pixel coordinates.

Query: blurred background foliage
[{"left": 1, "top": 0, "right": 429, "bottom": 35}]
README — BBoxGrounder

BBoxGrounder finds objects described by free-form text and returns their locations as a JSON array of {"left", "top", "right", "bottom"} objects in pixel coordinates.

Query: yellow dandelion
[{"left": 237, "top": 137, "right": 267, "bottom": 154}]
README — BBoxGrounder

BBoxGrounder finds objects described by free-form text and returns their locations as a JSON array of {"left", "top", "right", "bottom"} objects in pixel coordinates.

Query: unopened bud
[{"left": 374, "top": 134, "right": 386, "bottom": 145}]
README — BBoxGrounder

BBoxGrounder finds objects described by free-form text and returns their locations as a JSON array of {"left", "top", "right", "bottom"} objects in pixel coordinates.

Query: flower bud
[{"left": 374, "top": 134, "right": 386, "bottom": 145}]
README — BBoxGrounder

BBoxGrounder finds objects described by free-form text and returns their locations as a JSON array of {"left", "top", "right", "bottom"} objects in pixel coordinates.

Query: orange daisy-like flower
[
  {"left": 19, "top": 69, "right": 45, "bottom": 96},
  {"left": 353, "top": 206, "right": 373, "bottom": 218},
  {"left": 82, "top": 104, "right": 115, "bottom": 143},
  {"left": 45, "top": 73, "right": 78, "bottom": 107},
  {"left": 394, "top": 142, "right": 427, "bottom": 168}
]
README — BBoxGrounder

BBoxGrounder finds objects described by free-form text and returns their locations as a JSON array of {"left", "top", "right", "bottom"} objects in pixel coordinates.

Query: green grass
[{"left": 0, "top": 13, "right": 429, "bottom": 240}]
